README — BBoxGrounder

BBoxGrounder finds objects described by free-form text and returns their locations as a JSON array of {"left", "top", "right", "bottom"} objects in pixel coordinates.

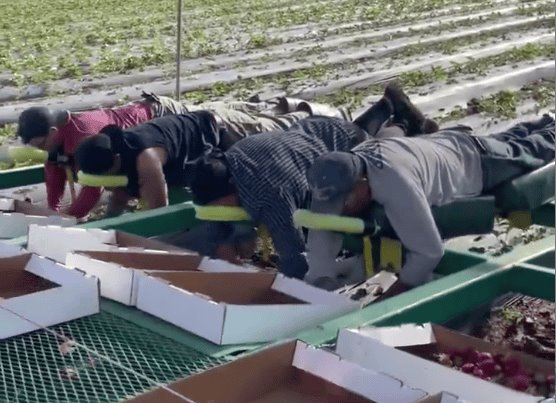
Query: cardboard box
[
  {"left": 336, "top": 324, "right": 555, "bottom": 403},
  {"left": 65, "top": 249, "right": 257, "bottom": 306},
  {"left": 27, "top": 224, "right": 185, "bottom": 263},
  {"left": 136, "top": 271, "right": 359, "bottom": 345},
  {"left": 417, "top": 392, "right": 468, "bottom": 403},
  {"left": 0, "top": 254, "right": 99, "bottom": 339},
  {"left": 0, "top": 198, "right": 76, "bottom": 239},
  {"left": 125, "top": 340, "right": 428, "bottom": 403},
  {"left": 0, "top": 242, "right": 27, "bottom": 257}
]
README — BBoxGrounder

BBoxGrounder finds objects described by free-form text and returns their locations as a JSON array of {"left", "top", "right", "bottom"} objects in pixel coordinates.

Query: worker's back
[{"left": 354, "top": 130, "right": 484, "bottom": 208}]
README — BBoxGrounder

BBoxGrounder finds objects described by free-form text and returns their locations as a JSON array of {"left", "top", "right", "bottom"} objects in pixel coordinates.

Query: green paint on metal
[
  {"left": 434, "top": 250, "right": 486, "bottom": 276},
  {"left": 525, "top": 250, "right": 555, "bottom": 269},
  {"left": 0, "top": 165, "right": 43, "bottom": 189},
  {"left": 80, "top": 203, "right": 197, "bottom": 237},
  {"left": 532, "top": 202, "right": 555, "bottom": 227},
  {"left": 506, "top": 263, "right": 555, "bottom": 301},
  {"left": 0, "top": 311, "right": 227, "bottom": 403},
  {"left": 101, "top": 300, "right": 262, "bottom": 359}
]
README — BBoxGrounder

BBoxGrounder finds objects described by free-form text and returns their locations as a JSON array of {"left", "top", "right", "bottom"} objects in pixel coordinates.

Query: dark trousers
[{"left": 474, "top": 115, "right": 555, "bottom": 192}]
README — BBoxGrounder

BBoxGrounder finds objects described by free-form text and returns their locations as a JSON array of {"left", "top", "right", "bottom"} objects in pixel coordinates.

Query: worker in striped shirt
[
  {"left": 16, "top": 93, "right": 348, "bottom": 220},
  {"left": 188, "top": 82, "right": 436, "bottom": 278}
]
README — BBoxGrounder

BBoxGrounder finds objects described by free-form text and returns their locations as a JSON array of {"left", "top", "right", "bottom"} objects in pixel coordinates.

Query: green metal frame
[{"left": 0, "top": 165, "right": 44, "bottom": 189}]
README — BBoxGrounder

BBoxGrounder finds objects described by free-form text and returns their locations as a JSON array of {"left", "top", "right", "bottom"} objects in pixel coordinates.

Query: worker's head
[
  {"left": 189, "top": 150, "right": 237, "bottom": 206},
  {"left": 74, "top": 125, "right": 122, "bottom": 175},
  {"left": 307, "top": 151, "right": 371, "bottom": 217},
  {"left": 17, "top": 107, "right": 68, "bottom": 150}
]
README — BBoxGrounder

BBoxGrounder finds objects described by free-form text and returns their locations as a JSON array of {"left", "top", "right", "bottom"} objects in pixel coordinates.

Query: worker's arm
[
  {"left": 379, "top": 174, "right": 444, "bottom": 287},
  {"left": 259, "top": 194, "right": 308, "bottom": 279},
  {"left": 65, "top": 186, "right": 103, "bottom": 218},
  {"left": 136, "top": 148, "right": 168, "bottom": 210},
  {"left": 106, "top": 188, "right": 131, "bottom": 217},
  {"left": 44, "top": 162, "right": 67, "bottom": 211}
]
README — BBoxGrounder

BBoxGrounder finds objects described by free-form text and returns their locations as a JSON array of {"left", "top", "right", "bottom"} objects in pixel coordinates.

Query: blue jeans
[{"left": 473, "top": 115, "right": 555, "bottom": 192}]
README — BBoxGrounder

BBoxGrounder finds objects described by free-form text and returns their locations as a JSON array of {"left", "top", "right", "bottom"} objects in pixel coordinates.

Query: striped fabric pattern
[{"left": 225, "top": 116, "right": 365, "bottom": 278}]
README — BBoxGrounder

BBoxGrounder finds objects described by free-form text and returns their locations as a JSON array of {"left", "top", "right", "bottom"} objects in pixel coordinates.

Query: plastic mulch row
[{"left": 0, "top": 311, "right": 227, "bottom": 403}]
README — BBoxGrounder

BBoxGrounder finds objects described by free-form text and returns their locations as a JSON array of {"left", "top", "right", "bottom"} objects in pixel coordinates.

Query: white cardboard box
[
  {"left": 136, "top": 271, "right": 359, "bottom": 345},
  {"left": 0, "top": 199, "right": 76, "bottom": 239},
  {"left": 0, "top": 254, "right": 100, "bottom": 339},
  {"left": 417, "top": 392, "right": 468, "bottom": 403},
  {"left": 125, "top": 339, "right": 428, "bottom": 403},
  {"left": 336, "top": 324, "right": 554, "bottom": 403},
  {"left": 65, "top": 249, "right": 257, "bottom": 306},
  {"left": 27, "top": 224, "right": 185, "bottom": 263},
  {"left": 0, "top": 242, "right": 27, "bottom": 257}
]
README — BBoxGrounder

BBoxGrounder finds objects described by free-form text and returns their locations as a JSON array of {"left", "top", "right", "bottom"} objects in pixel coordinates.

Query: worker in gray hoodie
[{"left": 304, "top": 114, "right": 555, "bottom": 294}]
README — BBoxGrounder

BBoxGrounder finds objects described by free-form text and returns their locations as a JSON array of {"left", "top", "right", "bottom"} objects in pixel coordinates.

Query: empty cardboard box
[
  {"left": 65, "top": 249, "right": 257, "bottom": 306},
  {"left": 0, "top": 254, "right": 100, "bottom": 339},
  {"left": 0, "top": 198, "right": 76, "bottom": 239},
  {"left": 27, "top": 224, "right": 185, "bottom": 263},
  {"left": 336, "top": 324, "right": 555, "bottom": 403},
  {"left": 136, "top": 271, "right": 359, "bottom": 345},
  {"left": 125, "top": 340, "right": 428, "bottom": 403}
]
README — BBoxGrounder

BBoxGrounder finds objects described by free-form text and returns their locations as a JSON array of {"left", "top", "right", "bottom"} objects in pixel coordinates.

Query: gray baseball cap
[{"left": 307, "top": 151, "right": 365, "bottom": 215}]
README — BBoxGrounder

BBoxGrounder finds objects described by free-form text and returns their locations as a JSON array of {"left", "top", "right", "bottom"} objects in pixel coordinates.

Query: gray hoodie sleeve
[{"left": 374, "top": 171, "right": 444, "bottom": 287}]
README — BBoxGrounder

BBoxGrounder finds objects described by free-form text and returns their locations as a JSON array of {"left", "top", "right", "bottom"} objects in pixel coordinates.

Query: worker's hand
[{"left": 47, "top": 145, "right": 74, "bottom": 168}]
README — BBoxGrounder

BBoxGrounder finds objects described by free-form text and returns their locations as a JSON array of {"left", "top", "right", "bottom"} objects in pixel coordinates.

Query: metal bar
[{"left": 175, "top": 0, "right": 183, "bottom": 101}]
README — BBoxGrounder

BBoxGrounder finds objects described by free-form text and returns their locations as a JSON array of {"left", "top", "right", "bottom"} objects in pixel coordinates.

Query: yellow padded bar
[
  {"left": 293, "top": 209, "right": 365, "bottom": 234},
  {"left": 194, "top": 205, "right": 251, "bottom": 222},
  {"left": 77, "top": 171, "right": 129, "bottom": 188},
  {"left": 380, "top": 237, "right": 402, "bottom": 272},
  {"left": 508, "top": 211, "right": 533, "bottom": 230}
]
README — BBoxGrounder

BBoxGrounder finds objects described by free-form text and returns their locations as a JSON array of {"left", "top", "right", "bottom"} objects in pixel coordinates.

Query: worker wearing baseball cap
[{"left": 305, "top": 114, "right": 555, "bottom": 295}]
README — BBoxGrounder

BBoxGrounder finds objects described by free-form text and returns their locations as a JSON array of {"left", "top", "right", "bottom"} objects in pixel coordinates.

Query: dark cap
[
  {"left": 189, "top": 150, "right": 235, "bottom": 205},
  {"left": 74, "top": 133, "right": 115, "bottom": 174},
  {"left": 307, "top": 151, "right": 364, "bottom": 215},
  {"left": 17, "top": 107, "right": 56, "bottom": 143}
]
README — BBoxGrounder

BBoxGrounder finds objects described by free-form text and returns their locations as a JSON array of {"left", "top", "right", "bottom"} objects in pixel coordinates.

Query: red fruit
[
  {"left": 502, "top": 357, "right": 521, "bottom": 377},
  {"left": 478, "top": 359, "right": 498, "bottom": 377},
  {"left": 463, "top": 348, "right": 480, "bottom": 364},
  {"left": 493, "top": 353, "right": 505, "bottom": 364},
  {"left": 547, "top": 374, "right": 555, "bottom": 386},
  {"left": 473, "top": 368, "right": 485, "bottom": 379},
  {"left": 462, "top": 363, "right": 475, "bottom": 374},
  {"left": 507, "top": 374, "right": 530, "bottom": 392},
  {"left": 477, "top": 352, "right": 493, "bottom": 362}
]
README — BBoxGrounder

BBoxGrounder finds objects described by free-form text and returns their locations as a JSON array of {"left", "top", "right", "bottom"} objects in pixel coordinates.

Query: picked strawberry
[
  {"left": 450, "top": 352, "right": 464, "bottom": 367},
  {"left": 477, "top": 359, "right": 498, "bottom": 377},
  {"left": 477, "top": 352, "right": 493, "bottom": 362},
  {"left": 463, "top": 347, "right": 480, "bottom": 364},
  {"left": 473, "top": 368, "right": 486, "bottom": 379},
  {"left": 462, "top": 363, "right": 475, "bottom": 374},
  {"left": 507, "top": 374, "right": 531, "bottom": 392},
  {"left": 502, "top": 357, "right": 522, "bottom": 377}
]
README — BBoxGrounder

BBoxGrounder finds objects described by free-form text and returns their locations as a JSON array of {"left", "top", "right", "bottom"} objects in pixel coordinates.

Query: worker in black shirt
[{"left": 75, "top": 111, "right": 221, "bottom": 216}]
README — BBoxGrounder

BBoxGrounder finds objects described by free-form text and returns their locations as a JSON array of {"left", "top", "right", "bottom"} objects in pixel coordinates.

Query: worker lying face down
[
  {"left": 186, "top": 82, "right": 434, "bottom": 277},
  {"left": 75, "top": 112, "right": 222, "bottom": 216},
  {"left": 17, "top": 92, "right": 349, "bottom": 220},
  {"left": 305, "top": 114, "right": 555, "bottom": 294}
]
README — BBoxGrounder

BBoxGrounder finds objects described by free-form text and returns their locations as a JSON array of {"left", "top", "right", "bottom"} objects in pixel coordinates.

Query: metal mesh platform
[{"left": 0, "top": 311, "right": 227, "bottom": 403}]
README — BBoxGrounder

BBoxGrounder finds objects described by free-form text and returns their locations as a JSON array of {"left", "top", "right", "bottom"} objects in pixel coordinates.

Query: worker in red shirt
[{"left": 16, "top": 92, "right": 350, "bottom": 219}]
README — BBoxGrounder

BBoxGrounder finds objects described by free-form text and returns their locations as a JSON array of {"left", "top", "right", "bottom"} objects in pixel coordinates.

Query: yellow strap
[
  {"left": 293, "top": 209, "right": 365, "bottom": 234},
  {"left": 77, "top": 171, "right": 128, "bottom": 188},
  {"left": 257, "top": 225, "right": 272, "bottom": 263},
  {"left": 380, "top": 237, "right": 402, "bottom": 271},
  {"left": 194, "top": 204, "right": 251, "bottom": 222},
  {"left": 363, "top": 236, "right": 374, "bottom": 277},
  {"left": 508, "top": 211, "right": 532, "bottom": 230}
]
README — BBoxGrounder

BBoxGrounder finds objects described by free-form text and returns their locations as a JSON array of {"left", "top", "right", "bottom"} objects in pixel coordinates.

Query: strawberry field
[{"left": 0, "top": 0, "right": 554, "bottom": 152}]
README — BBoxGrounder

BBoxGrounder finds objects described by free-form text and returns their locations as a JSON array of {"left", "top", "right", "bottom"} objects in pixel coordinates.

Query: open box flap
[
  {"left": 352, "top": 323, "right": 435, "bottom": 347},
  {"left": 272, "top": 274, "right": 358, "bottom": 307},
  {"left": 27, "top": 225, "right": 117, "bottom": 262},
  {"left": 292, "top": 341, "right": 428, "bottom": 403},
  {"left": 336, "top": 326, "right": 549, "bottom": 403},
  {"left": 25, "top": 254, "right": 97, "bottom": 286}
]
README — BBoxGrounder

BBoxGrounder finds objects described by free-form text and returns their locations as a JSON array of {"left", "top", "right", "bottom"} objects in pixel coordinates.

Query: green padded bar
[
  {"left": 493, "top": 162, "right": 555, "bottom": 212},
  {"left": 362, "top": 195, "right": 495, "bottom": 240}
]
